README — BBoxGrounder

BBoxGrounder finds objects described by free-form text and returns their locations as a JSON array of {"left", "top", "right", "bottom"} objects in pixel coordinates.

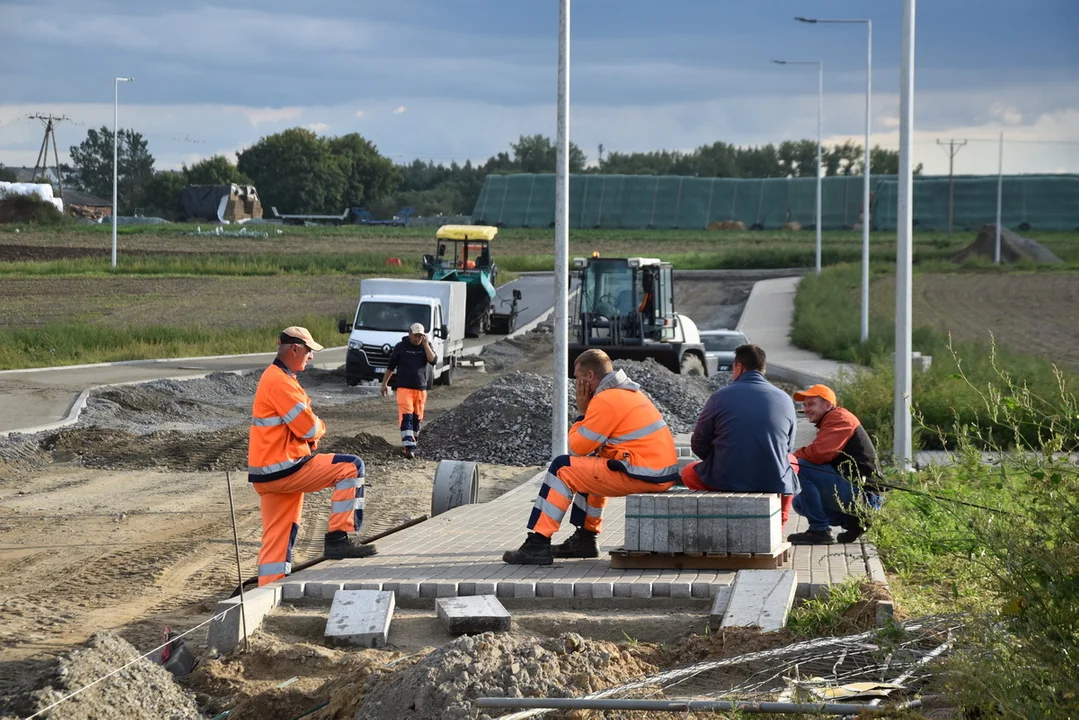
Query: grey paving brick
[
  {"left": 437, "top": 595, "right": 511, "bottom": 635},
  {"left": 280, "top": 582, "right": 305, "bottom": 601},
  {"left": 325, "top": 590, "right": 395, "bottom": 648}
]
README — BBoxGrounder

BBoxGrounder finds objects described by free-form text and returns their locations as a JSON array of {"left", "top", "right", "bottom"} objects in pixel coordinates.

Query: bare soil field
[{"left": 872, "top": 271, "right": 1079, "bottom": 373}]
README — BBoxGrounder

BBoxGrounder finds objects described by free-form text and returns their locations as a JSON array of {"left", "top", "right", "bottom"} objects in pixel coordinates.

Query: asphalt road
[{"left": 0, "top": 275, "right": 560, "bottom": 435}]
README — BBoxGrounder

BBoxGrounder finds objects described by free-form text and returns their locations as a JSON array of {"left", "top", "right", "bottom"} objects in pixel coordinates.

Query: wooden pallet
[{"left": 609, "top": 542, "right": 791, "bottom": 570}]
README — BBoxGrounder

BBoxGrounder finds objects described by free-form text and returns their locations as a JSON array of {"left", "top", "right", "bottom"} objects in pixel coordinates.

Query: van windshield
[
  {"left": 355, "top": 302, "right": 430, "bottom": 333},
  {"left": 702, "top": 334, "right": 746, "bottom": 352}
]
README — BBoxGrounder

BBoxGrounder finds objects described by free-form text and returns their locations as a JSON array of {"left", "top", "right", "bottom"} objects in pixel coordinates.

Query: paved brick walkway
[{"left": 280, "top": 470, "right": 882, "bottom": 603}]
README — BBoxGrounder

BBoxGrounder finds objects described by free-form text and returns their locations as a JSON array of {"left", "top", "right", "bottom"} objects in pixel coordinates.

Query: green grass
[
  {"left": 0, "top": 316, "right": 342, "bottom": 368},
  {"left": 0, "top": 252, "right": 423, "bottom": 277},
  {"left": 786, "top": 578, "right": 867, "bottom": 637},
  {"left": 792, "top": 263, "right": 1079, "bottom": 449}
]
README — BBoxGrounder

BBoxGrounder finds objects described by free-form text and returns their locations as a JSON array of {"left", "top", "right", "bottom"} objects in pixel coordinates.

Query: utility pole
[
  {"left": 936, "top": 138, "right": 966, "bottom": 238},
  {"left": 28, "top": 114, "right": 70, "bottom": 198}
]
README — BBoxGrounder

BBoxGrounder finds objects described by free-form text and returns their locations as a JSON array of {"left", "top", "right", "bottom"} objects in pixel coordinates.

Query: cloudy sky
[{"left": 2, "top": 0, "right": 1077, "bottom": 176}]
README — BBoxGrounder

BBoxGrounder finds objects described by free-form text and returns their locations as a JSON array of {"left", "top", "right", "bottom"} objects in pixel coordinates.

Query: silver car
[{"left": 699, "top": 329, "right": 748, "bottom": 375}]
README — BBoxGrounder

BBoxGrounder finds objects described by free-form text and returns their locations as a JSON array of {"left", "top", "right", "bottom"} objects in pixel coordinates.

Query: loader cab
[{"left": 574, "top": 256, "right": 675, "bottom": 344}]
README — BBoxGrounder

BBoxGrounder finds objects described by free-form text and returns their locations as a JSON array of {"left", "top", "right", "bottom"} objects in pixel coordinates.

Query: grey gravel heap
[{"left": 424, "top": 360, "right": 721, "bottom": 466}]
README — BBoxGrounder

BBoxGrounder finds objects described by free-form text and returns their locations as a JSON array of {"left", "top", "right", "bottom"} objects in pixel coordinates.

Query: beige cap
[
  {"left": 409, "top": 322, "right": 426, "bottom": 335},
  {"left": 279, "top": 326, "right": 323, "bottom": 352}
]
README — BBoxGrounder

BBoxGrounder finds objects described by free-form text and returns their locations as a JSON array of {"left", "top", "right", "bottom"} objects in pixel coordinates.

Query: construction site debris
[
  {"left": 952, "top": 224, "right": 1063, "bottom": 264},
  {"left": 355, "top": 631, "right": 656, "bottom": 720},
  {"left": 0, "top": 631, "right": 202, "bottom": 720},
  {"left": 707, "top": 220, "right": 747, "bottom": 231}
]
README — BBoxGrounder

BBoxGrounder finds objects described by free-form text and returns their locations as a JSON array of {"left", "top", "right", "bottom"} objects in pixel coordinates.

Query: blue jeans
[{"left": 792, "top": 460, "right": 882, "bottom": 532}]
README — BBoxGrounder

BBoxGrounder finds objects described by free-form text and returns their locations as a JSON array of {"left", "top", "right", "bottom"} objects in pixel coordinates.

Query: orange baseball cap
[
  {"left": 279, "top": 326, "right": 323, "bottom": 352},
  {"left": 793, "top": 383, "right": 837, "bottom": 406}
]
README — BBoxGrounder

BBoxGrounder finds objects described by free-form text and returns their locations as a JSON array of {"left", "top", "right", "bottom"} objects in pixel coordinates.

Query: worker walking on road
[
  {"left": 381, "top": 322, "right": 438, "bottom": 459},
  {"left": 503, "top": 349, "right": 679, "bottom": 565},
  {"left": 787, "top": 384, "right": 884, "bottom": 545},
  {"left": 249, "top": 327, "right": 376, "bottom": 587}
]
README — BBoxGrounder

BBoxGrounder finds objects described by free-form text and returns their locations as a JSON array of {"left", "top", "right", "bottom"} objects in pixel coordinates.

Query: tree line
[{"left": 56, "top": 128, "right": 917, "bottom": 220}]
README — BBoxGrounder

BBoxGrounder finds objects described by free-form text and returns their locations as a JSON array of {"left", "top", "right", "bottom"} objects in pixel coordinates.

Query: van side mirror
[
  {"left": 433, "top": 324, "right": 448, "bottom": 339},
  {"left": 338, "top": 318, "right": 352, "bottom": 334}
]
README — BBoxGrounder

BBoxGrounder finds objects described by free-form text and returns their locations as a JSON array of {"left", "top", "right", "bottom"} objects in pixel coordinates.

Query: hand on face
[{"left": 574, "top": 375, "right": 595, "bottom": 413}]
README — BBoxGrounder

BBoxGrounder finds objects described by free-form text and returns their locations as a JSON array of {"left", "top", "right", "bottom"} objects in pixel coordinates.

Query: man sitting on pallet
[
  {"left": 502, "top": 349, "right": 680, "bottom": 565},
  {"left": 682, "top": 343, "right": 800, "bottom": 529},
  {"left": 787, "top": 384, "right": 884, "bottom": 545}
]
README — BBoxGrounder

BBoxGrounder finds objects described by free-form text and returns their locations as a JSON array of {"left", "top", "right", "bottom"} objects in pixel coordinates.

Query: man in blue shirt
[
  {"left": 683, "top": 344, "right": 799, "bottom": 528},
  {"left": 380, "top": 322, "right": 437, "bottom": 459}
]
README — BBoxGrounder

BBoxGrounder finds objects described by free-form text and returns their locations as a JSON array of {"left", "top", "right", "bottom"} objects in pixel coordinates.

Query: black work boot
[
  {"left": 403, "top": 447, "right": 416, "bottom": 459},
  {"left": 837, "top": 516, "right": 868, "bottom": 544},
  {"left": 324, "top": 531, "right": 378, "bottom": 559},
  {"left": 502, "top": 532, "right": 553, "bottom": 565},
  {"left": 552, "top": 527, "right": 599, "bottom": 559},
  {"left": 787, "top": 529, "right": 836, "bottom": 545}
]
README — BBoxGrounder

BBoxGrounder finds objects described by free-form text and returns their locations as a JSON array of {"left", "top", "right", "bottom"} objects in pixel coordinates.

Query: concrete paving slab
[
  {"left": 436, "top": 595, "right": 511, "bottom": 635},
  {"left": 208, "top": 585, "right": 281, "bottom": 654},
  {"left": 325, "top": 589, "right": 395, "bottom": 647},
  {"left": 722, "top": 569, "right": 798, "bottom": 632}
]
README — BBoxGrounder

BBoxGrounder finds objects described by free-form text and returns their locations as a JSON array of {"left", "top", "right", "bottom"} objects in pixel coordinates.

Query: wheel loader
[{"left": 568, "top": 254, "right": 708, "bottom": 377}]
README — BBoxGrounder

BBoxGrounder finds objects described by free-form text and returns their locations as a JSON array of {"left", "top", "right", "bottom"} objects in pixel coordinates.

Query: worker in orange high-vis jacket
[
  {"left": 381, "top": 322, "right": 437, "bottom": 459},
  {"left": 502, "top": 349, "right": 679, "bottom": 565},
  {"left": 249, "top": 326, "right": 377, "bottom": 586}
]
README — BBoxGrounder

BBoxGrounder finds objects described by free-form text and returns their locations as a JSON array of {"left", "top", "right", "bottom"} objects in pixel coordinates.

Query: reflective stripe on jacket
[
  {"left": 568, "top": 369, "right": 679, "bottom": 483},
  {"left": 248, "top": 359, "right": 326, "bottom": 482}
]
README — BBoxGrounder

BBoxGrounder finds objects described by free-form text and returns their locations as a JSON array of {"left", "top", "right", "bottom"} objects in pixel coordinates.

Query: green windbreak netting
[
  {"left": 874, "top": 174, "right": 1079, "bottom": 231},
  {"left": 472, "top": 173, "right": 1079, "bottom": 231}
]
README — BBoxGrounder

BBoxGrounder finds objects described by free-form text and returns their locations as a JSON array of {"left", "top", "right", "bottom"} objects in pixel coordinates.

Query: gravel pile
[
  {"left": 423, "top": 372, "right": 569, "bottom": 465},
  {"left": 1, "top": 631, "right": 201, "bottom": 720},
  {"left": 356, "top": 631, "right": 656, "bottom": 720},
  {"left": 424, "top": 360, "right": 719, "bottom": 465},
  {"left": 611, "top": 359, "right": 713, "bottom": 433}
]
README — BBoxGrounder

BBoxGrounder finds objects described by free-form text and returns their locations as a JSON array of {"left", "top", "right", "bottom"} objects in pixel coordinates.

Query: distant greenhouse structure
[{"left": 471, "top": 173, "right": 1079, "bottom": 231}]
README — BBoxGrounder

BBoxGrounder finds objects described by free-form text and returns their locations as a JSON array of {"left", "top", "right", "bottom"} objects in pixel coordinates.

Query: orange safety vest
[
  {"left": 568, "top": 370, "right": 679, "bottom": 483},
  {"left": 248, "top": 359, "right": 326, "bottom": 482}
]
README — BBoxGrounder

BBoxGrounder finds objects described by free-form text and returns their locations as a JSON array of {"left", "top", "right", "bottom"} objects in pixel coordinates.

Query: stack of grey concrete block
[{"left": 624, "top": 491, "right": 782, "bottom": 554}]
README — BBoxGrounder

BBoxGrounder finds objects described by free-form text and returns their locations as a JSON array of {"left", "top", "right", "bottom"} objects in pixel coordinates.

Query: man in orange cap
[
  {"left": 248, "top": 326, "right": 377, "bottom": 586},
  {"left": 787, "top": 383, "right": 884, "bottom": 545}
]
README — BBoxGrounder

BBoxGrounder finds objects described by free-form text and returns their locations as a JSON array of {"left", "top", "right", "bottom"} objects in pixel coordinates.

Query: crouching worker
[
  {"left": 249, "top": 326, "right": 376, "bottom": 587},
  {"left": 503, "top": 349, "right": 679, "bottom": 565},
  {"left": 788, "top": 384, "right": 884, "bottom": 545}
]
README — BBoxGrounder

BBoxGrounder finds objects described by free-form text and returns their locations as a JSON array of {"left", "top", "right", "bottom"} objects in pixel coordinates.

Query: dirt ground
[{"left": 873, "top": 271, "right": 1079, "bottom": 373}]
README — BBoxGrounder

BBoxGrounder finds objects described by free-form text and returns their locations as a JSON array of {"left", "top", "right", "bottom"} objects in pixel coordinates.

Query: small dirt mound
[
  {"left": 0, "top": 193, "right": 66, "bottom": 225},
  {"left": 0, "top": 631, "right": 201, "bottom": 720},
  {"left": 321, "top": 432, "right": 401, "bottom": 462},
  {"left": 41, "top": 426, "right": 250, "bottom": 471},
  {"left": 356, "top": 631, "right": 656, "bottom": 720},
  {"left": 952, "top": 224, "right": 1062, "bottom": 264}
]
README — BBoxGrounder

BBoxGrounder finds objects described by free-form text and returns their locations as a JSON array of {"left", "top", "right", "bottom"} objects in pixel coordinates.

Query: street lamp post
[
  {"left": 796, "top": 17, "right": 872, "bottom": 342},
  {"left": 112, "top": 77, "right": 134, "bottom": 269},
  {"left": 552, "top": 0, "right": 570, "bottom": 457},
  {"left": 773, "top": 60, "right": 823, "bottom": 274}
]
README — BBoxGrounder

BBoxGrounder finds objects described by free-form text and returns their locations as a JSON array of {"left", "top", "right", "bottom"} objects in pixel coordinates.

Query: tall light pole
[
  {"left": 773, "top": 60, "right": 823, "bottom": 273},
  {"left": 796, "top": 16, "right": 872, "bottom": 341},
  {"left": 112, "top": 77, "right": 134, "bottom": 269},
  {"left": 552, "top": 0, "right": 570, "bottom": 457},
  {"left": 895, "top": 0, "right": 916, "bottom": 469}
]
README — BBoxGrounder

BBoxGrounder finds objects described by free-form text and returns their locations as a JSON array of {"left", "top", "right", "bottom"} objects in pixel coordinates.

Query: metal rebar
[
  {"left": 477, "top": 697, "right": 871, "bottom": 714},
  {"left": 225, "top": 471, "right": 250, "bottom": 653}
]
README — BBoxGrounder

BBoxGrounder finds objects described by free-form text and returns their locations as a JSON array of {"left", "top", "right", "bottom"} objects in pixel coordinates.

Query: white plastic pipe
[
  {"left": 861, "top": 21, "right": 872, "bottom": 341},
  {"left": 995, "top": 131, "right": 1003, "bottom": 264},
  {"left": 111, "top": 77, "right": 133, "bottom": 269}
]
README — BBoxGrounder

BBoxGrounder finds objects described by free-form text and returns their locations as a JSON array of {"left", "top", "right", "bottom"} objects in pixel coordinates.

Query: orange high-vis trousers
[
  {"left": 396, "top": 388, "right": 427, "bottom": 449},
  {"left": 253, "top": 453, "right": 365, "bottom": 586},
  {"left": 528, "top": 455, "right": 675, "bottom": 537},
  {"left": 680, "top": 458, "right": 795, "bottom": 530}
]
